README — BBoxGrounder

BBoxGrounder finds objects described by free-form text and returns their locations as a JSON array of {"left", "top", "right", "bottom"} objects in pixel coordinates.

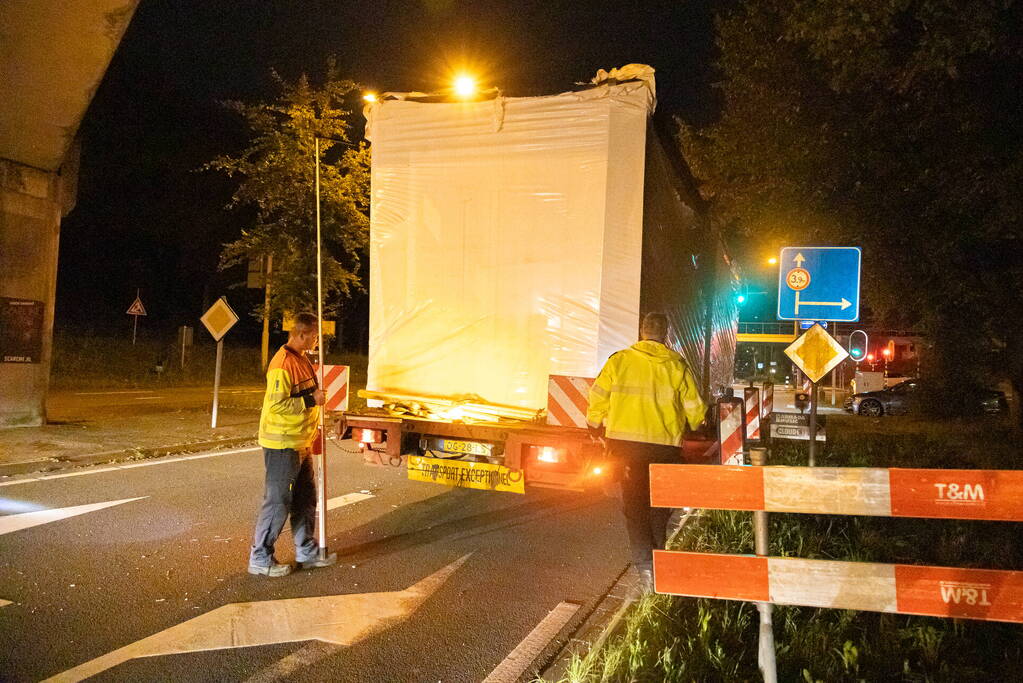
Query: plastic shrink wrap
[{"left": 363, "top": 67, "right": 737, "bottom": 413}]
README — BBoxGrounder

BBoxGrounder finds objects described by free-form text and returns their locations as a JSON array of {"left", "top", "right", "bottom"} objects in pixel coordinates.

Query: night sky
[{"left": 57, "top": 0, "right": 717, "bottom": 346}]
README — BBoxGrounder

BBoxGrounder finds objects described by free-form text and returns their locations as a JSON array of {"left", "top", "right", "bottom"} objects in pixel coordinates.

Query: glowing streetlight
[
  {"left": 768, "top": 257, "right": 778, "bottom": 265},
  {"left": 454, "top": 74, "right": 477, "bottom": 98},
  {"left": 363, "top": 92, "right": 378, "bottom": 103}
]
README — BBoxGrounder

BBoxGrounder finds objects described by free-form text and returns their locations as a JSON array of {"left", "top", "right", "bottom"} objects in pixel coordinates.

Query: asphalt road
[
  {"left": 0, "top": 442, "right": 629, "bottom": 682},
  {"left": 47, "top": 386, "right": 264, "bottom": 421}
]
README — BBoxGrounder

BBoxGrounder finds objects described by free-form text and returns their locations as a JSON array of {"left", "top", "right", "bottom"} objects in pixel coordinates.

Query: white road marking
[
  {"left": 243, "top": 641, "right": 337, "bottom": 683},
  {"left": 483, "top": 601, "right": 581, "bottom": 683},
  {"left": 133, "top": 396, "right": 162, "bottom": 400},
  {"left": 0, "top": 599, "right": 12, "bottom": 608},
  {"left": 45, "top": 554, "right": 472, "bottom": 683},
  {"left": 0, "top": 447, "right": 261, "bottom": 488},
  {"left": 72, "top": 390, "right": 154, "bottom": 395},
  {"left": 326, "top": 492, "right": 374, "bottom": 510},
  {"left": 0, "top": 497, "right": 147, "bottom": 537}
]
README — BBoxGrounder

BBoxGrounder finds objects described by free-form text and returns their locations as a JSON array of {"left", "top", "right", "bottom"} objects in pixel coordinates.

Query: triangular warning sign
[{"left": 126, "top": 297, "right": 147, "bottom": 316}]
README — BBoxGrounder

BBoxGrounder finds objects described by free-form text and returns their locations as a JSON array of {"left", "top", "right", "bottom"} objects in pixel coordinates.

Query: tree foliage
[
  {"left": 682, "top": 0, "right": 1023, "bottom": 415},
  {"left": 205, "top": 60, "right": 370, "bottom": 320}
]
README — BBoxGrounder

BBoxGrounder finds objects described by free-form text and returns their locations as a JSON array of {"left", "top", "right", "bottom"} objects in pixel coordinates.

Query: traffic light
[
  {"left": 736, "top": 294, "right": 746, "bottom": 304},
  {"left": 848, "top": 330, "right": 868, "bottom": 363}
]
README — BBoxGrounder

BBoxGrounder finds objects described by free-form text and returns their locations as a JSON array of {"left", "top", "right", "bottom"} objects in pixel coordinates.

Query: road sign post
[
  {"left": 749, "top": 447, "right": 777, "bottom": 683},
  {"left": 784, "top": 324, "right": 848, "bottom": 466},
  {"left": 126, "top": 290, "right": 147, "bottom": 346},
  {"left": 200, "top": 297, "right": 239, "bottom": 428}
]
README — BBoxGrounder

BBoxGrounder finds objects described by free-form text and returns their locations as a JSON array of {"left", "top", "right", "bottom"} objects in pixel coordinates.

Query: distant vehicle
[{"left": 844, "top": 380, "right": 1008, "bottom": 417}]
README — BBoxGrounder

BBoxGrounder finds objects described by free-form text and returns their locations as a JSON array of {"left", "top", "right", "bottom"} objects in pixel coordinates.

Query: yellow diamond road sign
[
  {"left": 200, "top": 297, "right": 239, "bottom": 342},
  {"left": 784, "top": 323, "right": 849, "bottom": 383}
]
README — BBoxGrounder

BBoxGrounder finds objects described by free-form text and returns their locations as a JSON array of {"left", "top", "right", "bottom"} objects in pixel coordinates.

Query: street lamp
[
  {"left": 768, "top": 257, "right": 778, "bottom": 265},
  {"left": 454, "top": 74, "right": 477, "bottom": 98},
  {"left": 363, "top": 92, "right": 378, "bottom": 103}
]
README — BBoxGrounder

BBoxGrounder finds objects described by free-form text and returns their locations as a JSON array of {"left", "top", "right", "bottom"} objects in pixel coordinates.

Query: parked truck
[{"left": 340, "top": 65, "right": 738, "bottom": 494}]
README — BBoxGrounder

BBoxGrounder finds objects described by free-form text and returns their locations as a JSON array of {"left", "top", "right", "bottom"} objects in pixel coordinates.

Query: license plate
[
  {"left": 436, "top": 438, "right": 493, "bottom": 457},
  {"left": 407, "top": 455, "right": 525, "bottom": 494}
]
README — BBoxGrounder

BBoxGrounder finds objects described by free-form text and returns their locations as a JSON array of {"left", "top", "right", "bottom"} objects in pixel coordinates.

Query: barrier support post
[
  {"left": 808, "top": 381, "right": 819, "bottom": 466},
  {"left": 749, "top": 446, "right": 777, "bottom": 683}
]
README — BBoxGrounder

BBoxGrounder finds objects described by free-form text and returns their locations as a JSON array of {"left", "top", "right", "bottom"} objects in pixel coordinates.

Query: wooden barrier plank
[
  {"left": 649, "top": 464, "right": 764, "bottom": 511},
  {"left": 652, "top": 550, "right": 769, "bottom": 602},
  {"left": 649, "top": 464, "right": 1023, "bottom": 522},
  {"left": 889, "top": 469, "right": 1023, "bottom": 521},
  {"left": 653, "top": 551, "right": 1023, "bottom": 624}
]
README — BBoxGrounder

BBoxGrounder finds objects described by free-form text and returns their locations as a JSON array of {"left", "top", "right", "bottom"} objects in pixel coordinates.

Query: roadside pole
[
  {"left": 314, "top": 137, "right": 329, "bottom": 562},
  {"left": 807, "top": 381, "right": 818, "bottom": 466},
  {"left": 211, "top": 339, "right": 223, "bottom": 428},
  {"left": 199, "top": 297, "right": 239, "bottom": 430},
  {"left": 749, "top": 446, "right": 777, "bottom": 683}
]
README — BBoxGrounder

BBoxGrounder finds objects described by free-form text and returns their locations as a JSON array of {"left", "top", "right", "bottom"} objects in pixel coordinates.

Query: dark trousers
[
  {"left": 249, "top": 447, "right": 318, "bottom": 566},
  {"left": 609, "top": 439, "right": 679, "bottom": 568}
]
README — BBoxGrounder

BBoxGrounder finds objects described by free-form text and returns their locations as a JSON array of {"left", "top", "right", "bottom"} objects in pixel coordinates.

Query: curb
[
  {"left": 538, "top": 510, "right": 699, "bottom": 681},
  {"left": 538, "top": 564, "right": 640, "bottom": 682},
  {"left": 0, "top": 435, "right": 258, "bottom": 478}
]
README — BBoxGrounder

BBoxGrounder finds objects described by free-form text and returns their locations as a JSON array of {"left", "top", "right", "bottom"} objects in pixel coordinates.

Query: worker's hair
[
  {"left": 640, "top": 312, "right": 669, "bottom": 341},
  {"left": 290, "top": 312, "right": 319, "bottom": 335}
]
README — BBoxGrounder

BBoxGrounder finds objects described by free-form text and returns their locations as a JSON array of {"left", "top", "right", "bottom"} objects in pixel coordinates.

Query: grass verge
[{"left": 552, "top": 414, "right": 1023, "bottom": 682}]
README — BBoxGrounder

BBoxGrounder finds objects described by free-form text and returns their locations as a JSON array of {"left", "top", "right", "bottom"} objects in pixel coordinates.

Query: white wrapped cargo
[{"left": 364, "top": 75, "right": 654, "bottom": 410}]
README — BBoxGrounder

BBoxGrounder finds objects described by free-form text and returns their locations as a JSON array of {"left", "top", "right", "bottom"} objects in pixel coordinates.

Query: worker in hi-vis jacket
[{"left": 586, "top": 312, "right": 706, "bottom": 590}]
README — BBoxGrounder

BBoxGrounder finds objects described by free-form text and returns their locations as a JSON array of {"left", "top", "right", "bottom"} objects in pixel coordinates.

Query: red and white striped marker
[
  {"left": 716, "top": 398, "right": 745, "bottom": 466},
  {"left": 649, "top": 465, "right": 1023, "bottom": 522},
  {"left": 546, "top": 375, "right": 594, "bottom": 428},
  {"left": 316, "top": 364, "right": 350, "bottom": 411},
  {"left": 761, "top": 383, "right": 774, "bottom": 421},
  {"left": 653, "top": 550, "right": 1023, "bottom": 624},
  {"left": 743, "top": 387, "right": 761, "bottom": 441}
]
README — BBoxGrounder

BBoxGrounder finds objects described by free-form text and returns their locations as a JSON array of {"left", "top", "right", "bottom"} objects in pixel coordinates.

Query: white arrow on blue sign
[{"left": 777, "top": 246, "right": 861, "bottom": 322}]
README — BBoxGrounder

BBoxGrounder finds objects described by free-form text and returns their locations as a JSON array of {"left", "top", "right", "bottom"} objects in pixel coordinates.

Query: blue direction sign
[{"left": 777, "top": 247, "right": 861, "bottom": 322}]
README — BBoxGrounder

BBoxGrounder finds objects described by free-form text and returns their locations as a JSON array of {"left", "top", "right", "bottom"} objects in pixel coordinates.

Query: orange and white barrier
[
  {"left": 316, "top": 364, "right": 350, "bottom": 411},
  {"left": 649, "top": 465, "right": 1023, "bottom": 522},
  {"left": 716, "top": 398, "right": 745, "bottom": 466},
  {"left": 743, "top": 387, "right": 761, "bottom": 441},
  {"left": 653, "top": 551, "right": 1023, "bottom": 624},
  {"left": 761, "top": 383, "right": 774, "bottom": 420},
  {"left": 546, "top": 375, "right": 594, "bottom": 428}
]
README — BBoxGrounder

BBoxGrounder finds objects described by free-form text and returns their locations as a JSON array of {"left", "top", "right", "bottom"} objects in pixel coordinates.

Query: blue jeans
[{"left": 249, "top": 447, "right": 318, "bottom": 566}]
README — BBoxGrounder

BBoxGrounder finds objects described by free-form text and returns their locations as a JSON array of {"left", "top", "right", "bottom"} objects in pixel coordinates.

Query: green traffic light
[
  {"left": 850, "top": 347, "right": 863, "bottom": 358},
  {"left": 736, "top": 295, "right": 746, "bottom": 304}
]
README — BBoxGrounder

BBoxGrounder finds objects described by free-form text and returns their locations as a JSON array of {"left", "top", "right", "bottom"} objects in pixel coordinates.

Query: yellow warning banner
[{"left": 407, "top": 455, "right": 525, "bottom": 494}]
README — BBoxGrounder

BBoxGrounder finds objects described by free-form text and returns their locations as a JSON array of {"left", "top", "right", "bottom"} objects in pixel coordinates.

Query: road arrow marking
[
  {"left": 45, "top": 554, "right": 472, "bottom": 683},
  {"left": 0, "top": 599, "right": 12, "bottom": 608},
  {"left": 794, "top": 252, "right": 805, "bottom": 266},
  {"left": 794, "top": 291, "right": 852, "bottom": 312},
  {"left": 0, "top": 497, "right": 147, "bottom": 537},
  {"left": 327, "top": 492, "right": 374, "bottom": 510}
]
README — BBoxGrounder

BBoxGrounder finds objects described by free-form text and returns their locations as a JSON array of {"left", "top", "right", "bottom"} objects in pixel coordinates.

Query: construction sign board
[
  {"left": 313, "top": 364, "right": 350, "bottom": 412},
  {"left": 200, "top": 297, "right": 239, "bottom": 342},
  {"left": 770, "top": 412, "right": 825, "bottom": 442}
]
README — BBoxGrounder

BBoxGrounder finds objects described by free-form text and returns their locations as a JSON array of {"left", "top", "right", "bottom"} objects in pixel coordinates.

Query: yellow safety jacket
[
  {"left": 586, "top": 340, "right": 706, "bottom": 446},
  {"left": 258, "top": 345, "right": 320, "bottom": 450}
]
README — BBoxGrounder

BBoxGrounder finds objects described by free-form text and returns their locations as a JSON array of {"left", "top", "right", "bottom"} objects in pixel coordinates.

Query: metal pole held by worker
[
  {"left": 750, "top": 446, "right": 778, "bottom": 683},
  {"left": 314, "top": 137, "right": 328, "bottom": 561}
]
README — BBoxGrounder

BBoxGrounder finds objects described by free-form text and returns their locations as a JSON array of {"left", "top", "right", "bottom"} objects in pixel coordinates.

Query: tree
[
  {"left": 681, "top": 0, "right": 1023, "bottom": 418},
  {"left": 205, "top": 60, "right": 370, "bottom": 329}
]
